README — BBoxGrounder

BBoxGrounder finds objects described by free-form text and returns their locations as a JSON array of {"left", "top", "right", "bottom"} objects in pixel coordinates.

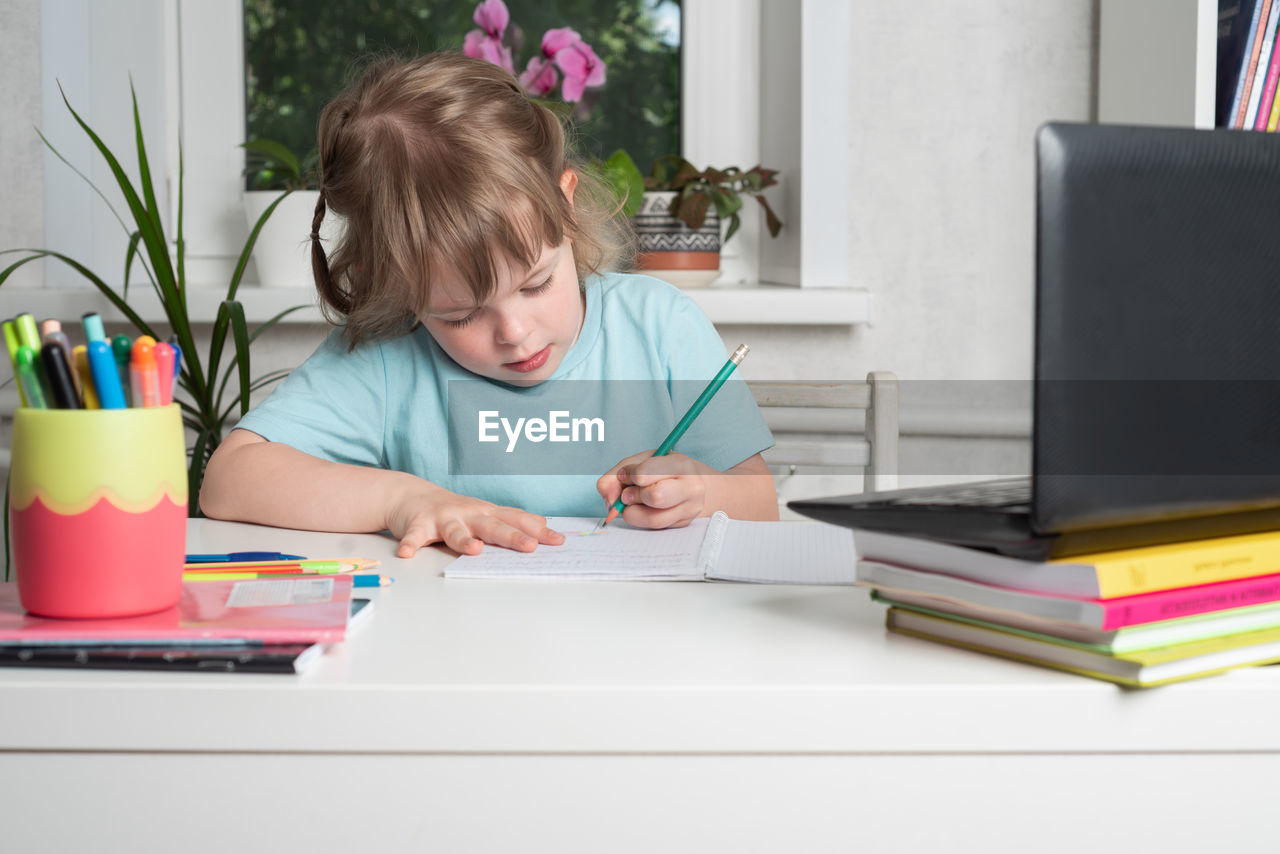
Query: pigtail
[{"left": 311, "top": 190, "right": 351, "bottom": 316}]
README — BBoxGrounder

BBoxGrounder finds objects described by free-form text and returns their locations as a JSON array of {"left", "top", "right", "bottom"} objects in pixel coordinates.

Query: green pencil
[{"left": 602, "top": 344, "right": 750, "bottom": 526}]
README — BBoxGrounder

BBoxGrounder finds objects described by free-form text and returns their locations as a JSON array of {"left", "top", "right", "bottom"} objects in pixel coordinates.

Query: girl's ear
[{"left": 560, "top": 168, "right": 578, "bottom": 205}]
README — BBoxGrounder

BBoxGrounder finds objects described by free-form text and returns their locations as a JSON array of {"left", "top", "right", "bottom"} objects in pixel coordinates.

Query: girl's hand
[
  {"left": 597, "top": 451, "right": 708, "bottom": 529},
  {"left": 388, "top": 487, "right": 565, "bottom": 558}
]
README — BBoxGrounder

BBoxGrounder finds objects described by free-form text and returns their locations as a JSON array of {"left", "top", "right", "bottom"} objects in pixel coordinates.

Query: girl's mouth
[{"left": 504, "top": 345, "right": 550, "bottom": 373}]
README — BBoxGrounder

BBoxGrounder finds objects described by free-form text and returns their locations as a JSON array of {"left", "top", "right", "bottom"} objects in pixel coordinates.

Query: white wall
[{"left": 0, "top": 0, "right": 44, "bottom": 289}]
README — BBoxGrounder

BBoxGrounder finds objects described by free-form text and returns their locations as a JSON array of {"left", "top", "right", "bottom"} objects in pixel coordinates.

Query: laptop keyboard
[{"left": 873, "top": 478, "right": 1032, "bottom": 512}]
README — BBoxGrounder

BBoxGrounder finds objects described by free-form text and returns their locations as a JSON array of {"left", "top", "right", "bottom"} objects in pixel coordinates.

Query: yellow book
[
  {"left": 855, "top": 527, "right": 1280, "bottom": 599},
  {"left": 886, "top": 607, "right": 1280, "bottom": 688}
]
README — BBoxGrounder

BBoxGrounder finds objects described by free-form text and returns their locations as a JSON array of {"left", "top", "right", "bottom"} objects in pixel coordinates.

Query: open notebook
[{"left": 444, "top": 512, "right": 857, "bottom": 584}]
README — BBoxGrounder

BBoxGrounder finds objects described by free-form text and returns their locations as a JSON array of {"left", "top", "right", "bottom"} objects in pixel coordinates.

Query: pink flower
[
  {"left": 519, "top": 56, "right": 559, "bottom": 97},
  {"left": 473, "top": 0, "right": 509, "bottom": 38},
  {"left": 540, "top": 27, "right": 581, "bottom": 59},
  {"left": 463, "top": 0, "right": 514, "bottom": 73},
  {"left": 554, "top": 40, "right": 606, "bottom": 103},
  {"left": 464, "top": 30, "right": 514, "bottom": 74}
]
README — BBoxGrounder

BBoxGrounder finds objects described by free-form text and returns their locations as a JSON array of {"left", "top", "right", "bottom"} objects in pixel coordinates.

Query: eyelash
[{"left": 442, "top": 276, "right": 554, "bottom": 328}]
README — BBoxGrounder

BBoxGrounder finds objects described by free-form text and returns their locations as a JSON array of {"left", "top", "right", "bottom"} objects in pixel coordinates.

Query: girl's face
[{"left": 422, "top": 238, "right": 584, "bottom": 387}]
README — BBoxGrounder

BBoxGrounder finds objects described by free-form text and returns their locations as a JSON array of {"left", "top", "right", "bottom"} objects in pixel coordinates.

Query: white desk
[{"left": 3, "top": 519, "right": 1280, "bottom": 852}]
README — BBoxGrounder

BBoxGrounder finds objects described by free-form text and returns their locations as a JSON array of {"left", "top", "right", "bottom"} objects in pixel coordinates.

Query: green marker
[
  {"left": 111, "top": 333, "right": 133, "bottom": 407},
  {"left": 602, "top": 344, "right": 750, "bottom": 526},
  {"left": 14, "top": 346, "right": 48, "bottom": 409},
  {"left": 14, "top": 313, "right": 40, "bottom": 351},
  {"left": 3, "top": 320, "right": 27, "bottom": 407}
]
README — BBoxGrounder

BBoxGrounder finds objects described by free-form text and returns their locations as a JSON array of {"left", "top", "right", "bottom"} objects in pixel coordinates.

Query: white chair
[{"left": 748, "top": 372, "right": 899, "bottom": 516}]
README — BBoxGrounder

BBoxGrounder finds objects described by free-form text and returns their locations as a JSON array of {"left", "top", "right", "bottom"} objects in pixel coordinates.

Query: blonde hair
[{"left": 310, "top": 52, "right": 631, "bottom": 348}]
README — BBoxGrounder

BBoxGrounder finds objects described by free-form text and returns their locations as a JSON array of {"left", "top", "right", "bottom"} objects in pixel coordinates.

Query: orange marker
[{"left": 130, "top": 335, "right": 161, "bottom": 408}]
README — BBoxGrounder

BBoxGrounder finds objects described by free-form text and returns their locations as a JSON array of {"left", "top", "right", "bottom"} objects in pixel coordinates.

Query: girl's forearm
[{"left": 199, "top": 432, "right": 433, "bottom": 533}]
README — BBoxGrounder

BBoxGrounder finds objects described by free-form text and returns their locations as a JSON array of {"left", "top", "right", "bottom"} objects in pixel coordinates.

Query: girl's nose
[{"left": 493, "top": 306, "right": 528, "bottom": 346}]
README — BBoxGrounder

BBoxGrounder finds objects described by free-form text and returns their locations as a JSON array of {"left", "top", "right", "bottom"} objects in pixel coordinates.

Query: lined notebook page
[
  {"left": 706, "top": 520, "right": 857, "bottom": 585},
  {"left": 444, "top": 517, "right": 712, "bottom": 580}
]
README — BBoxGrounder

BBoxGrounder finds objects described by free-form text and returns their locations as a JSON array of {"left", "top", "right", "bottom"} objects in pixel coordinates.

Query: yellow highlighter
[{"left": 72, "top": 345, "right": 100, "bottom": 409}]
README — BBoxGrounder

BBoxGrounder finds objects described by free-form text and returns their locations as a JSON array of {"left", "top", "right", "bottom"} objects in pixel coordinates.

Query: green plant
[
  {"left": 602, "top": 149, "right": 783, "bottom": 245},
  {"left": 0, "top": 84, "right": 303, "bottom": 514},
  {"left": 241, "top": 138, "right": 319, "bottom": 191}
]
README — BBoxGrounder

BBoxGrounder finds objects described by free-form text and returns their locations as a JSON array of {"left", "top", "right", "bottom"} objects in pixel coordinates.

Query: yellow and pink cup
[{"left": 9, "top": 404, "right": 187, "bottom": 618}]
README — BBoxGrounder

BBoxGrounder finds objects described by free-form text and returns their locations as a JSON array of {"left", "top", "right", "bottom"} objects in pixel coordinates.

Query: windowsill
[{"left": 0, "top": 283, "right": 871, "bottom": 327}]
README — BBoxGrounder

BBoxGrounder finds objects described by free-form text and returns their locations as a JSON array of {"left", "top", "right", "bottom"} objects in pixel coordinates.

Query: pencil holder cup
[{"left": 8, "top": 404, "right": 188, "bottom": 618}]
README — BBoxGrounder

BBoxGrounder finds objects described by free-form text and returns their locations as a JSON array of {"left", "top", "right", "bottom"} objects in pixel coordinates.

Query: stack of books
[
  {"left": 0, "top": 575, "right": 372, "bottom": 674},
  {"left": 854, "top": 528, "right": 1280, "bottom": 687}
]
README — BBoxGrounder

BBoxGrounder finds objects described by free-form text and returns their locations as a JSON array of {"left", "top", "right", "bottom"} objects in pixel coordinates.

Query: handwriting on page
[{"left": 446, "top": 516, "right": 711, "bottom": 579}]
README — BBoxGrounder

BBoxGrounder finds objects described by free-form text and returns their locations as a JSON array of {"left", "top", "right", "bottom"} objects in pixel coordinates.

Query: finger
[
  {"left": 440, "top": 518, "right": 483, "bottom": 555},
  {"left": 622, "top": 499, "right": 698, "bottom": 530},
  {"left": 623, "top": 477, "right": 683, "bottom": 511},
  {"left": 472, "top": 516, "right": 539, "bottom": 552},
  {"left": 629, "top": 453, "right": 693, "bottom": 486},
  {"left": 396, "top": 520, "right": 439, "bottom": 558},
  {"left": 493, "top": 509, "right": 564, "bottom": 545}
]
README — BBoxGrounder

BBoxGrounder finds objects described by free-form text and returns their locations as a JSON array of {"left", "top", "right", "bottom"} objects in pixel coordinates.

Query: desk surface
[{"left": 4, "top": 519, "right": 1280, "bottom": 756}]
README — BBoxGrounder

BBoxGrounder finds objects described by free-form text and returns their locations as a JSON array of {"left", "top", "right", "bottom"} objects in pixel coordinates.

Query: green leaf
[
  {"left": 603, "top": 149, "right": 645, "bottom": 217},
  {"left": 241, "top": 138, "right": 303, "bottom": 181}
]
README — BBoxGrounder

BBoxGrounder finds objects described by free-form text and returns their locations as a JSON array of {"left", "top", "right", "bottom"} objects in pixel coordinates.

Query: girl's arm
[
  {"left": 200, "top": 428, "right": 564, "bottom": 557},
  {"left": 597, "top": 451, "right": 779, "bottom": 527}
]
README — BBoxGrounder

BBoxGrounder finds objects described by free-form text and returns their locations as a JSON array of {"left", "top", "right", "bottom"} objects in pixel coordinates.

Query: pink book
[
  {"left": 856, "top": 560, "right": 1280, "bottom": 631},
  {"left": 0, "top": 577, "right": 354, "bottom": 644},
  {"left": 1257, "top": 27, "right": 1280, "bottom": 129}
]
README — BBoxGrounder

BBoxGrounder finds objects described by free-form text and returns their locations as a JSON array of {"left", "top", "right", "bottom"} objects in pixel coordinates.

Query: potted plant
[
  {"left": 604, "top": 150, "right": 783, "bottom": 287},
  {"left": 0, "top": 84, "right": 302, "bottom": 516},
  {"left": 240, "top": 138, "right": 340, "bottom": 288}
]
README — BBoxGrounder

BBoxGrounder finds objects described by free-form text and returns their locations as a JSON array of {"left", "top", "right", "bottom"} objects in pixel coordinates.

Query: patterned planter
[{"left": 632, "top": 191, "right": 721, "bottom": 287}]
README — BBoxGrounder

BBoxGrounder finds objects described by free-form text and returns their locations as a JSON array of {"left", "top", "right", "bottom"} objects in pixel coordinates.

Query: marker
[
  {"left": 14, "top": 313, "right": 40, "bottom": 351},
  {"left": 601, "top": 344, "right": 751, "bottom": 527},
  {"left": 81, "top": 312, "right": 106, "bottom": 343},
  {"left": 40, "top": 320, "right": 72, "bottom": 362},
  {"left": 4, "top": 320, "right": 28, "bottom": 407},
  {"left": 72, "top": 345, "right": 100, "bottom": 409},
  {"left": 167, "top": 337, "right": 183, "bottom": 400},
  {"left": 111, "top": 334, "right": 133, "bottom": 406},
  {"left": 40, "top": 341, "right": 82, "bottom": 409},
  {"left": 154, "top": 341, "right": 175, "bottom": 405},
  {"left": 87, "top": 340, "right": 127, "bottom": 409},
  {"left": 13, "top": 346, "right": 47, "bottom": 409},
  {"left": 185, "top": 551, "right": 308, "bottom": 563},
  {"left": 130, "top": 335, "right": 161, "bottom": 408}
]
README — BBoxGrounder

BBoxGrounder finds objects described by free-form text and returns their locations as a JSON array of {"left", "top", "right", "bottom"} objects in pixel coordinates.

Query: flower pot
[
  {"left": 243, "top": 190, "right": 343, "bottom": 288},
  {"left": 632, "top": 191, "right": 721, "bottom": 288}
]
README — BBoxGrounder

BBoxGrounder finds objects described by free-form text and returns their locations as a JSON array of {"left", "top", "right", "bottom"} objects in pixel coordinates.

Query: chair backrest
[{"left": 747, "top": 372, "right": 899, "bottom": 494}]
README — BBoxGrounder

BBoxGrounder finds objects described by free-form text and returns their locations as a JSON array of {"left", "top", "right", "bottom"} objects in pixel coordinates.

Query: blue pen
[
  {"left": 13, "top": 346, "right": 48, "bottom": 409},
  {"left": 184, "top": 551, "right": 308, "bottom": 563},
  {"left": 87, "top": 340, "right": 127, "bottom": 409}
]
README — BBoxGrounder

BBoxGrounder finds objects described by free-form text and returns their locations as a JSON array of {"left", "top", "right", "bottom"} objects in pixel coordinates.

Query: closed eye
[
  {"left": 443, "top": 311, "right": 478, "bottom": 328},
  {"left": 522, "top": 275, "right": 554, "bottom": 296}
]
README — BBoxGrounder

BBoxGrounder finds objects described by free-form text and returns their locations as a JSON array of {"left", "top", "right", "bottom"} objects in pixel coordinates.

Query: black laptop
[{"left": 789, "top": 122, "right": 1280, "bottom": 560}]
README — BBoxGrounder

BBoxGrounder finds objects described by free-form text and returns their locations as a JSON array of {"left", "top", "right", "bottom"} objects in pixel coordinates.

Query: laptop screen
[{"left": 1033, "top": 122, "right": 1280, "bottom": 532}]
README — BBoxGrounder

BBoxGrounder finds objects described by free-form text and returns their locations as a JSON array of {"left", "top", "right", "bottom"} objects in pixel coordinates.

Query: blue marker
[
  {"left": 81, "top": 312, "right": 106, "bottom": 343},
  {"left": 87, "top": 340, "right": 127, "bottom": 409},
  {"left": 168, "top": 337, "right": 183, "bottom": 400},
  {"left": 110, "top": 334, "right": 133, "bottom": 407}
]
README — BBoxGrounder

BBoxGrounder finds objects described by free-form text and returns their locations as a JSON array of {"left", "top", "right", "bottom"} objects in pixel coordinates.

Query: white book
[{"left": 444, "top": 512, "right": 857, "bottom": 584}]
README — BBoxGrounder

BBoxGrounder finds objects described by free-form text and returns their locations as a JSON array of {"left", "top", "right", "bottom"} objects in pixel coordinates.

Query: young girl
[{"left": 200, "top": 52, "right": 778, "bottom": 557}]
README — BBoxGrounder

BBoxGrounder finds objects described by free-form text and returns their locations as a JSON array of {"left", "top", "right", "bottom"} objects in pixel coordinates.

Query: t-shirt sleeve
[
  {"left": 656, "top": 290, "right": 775, "bottom": 471},
  {"left": 232, "top": 329, "right": 388, "bottom": 468}
]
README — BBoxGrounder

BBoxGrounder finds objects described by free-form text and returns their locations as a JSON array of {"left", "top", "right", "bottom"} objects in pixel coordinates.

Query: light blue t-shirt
[{"left": 235, "top": 272, "right": 774, "bottom": 516}]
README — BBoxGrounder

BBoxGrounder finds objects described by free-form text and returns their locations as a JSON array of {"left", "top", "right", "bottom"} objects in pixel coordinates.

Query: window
[
  {"left": 243, "top": 0, "right": 682, "bottom": 180},
  {"left": 40, "top": 0, "right": 767, "bottom": 290}
]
